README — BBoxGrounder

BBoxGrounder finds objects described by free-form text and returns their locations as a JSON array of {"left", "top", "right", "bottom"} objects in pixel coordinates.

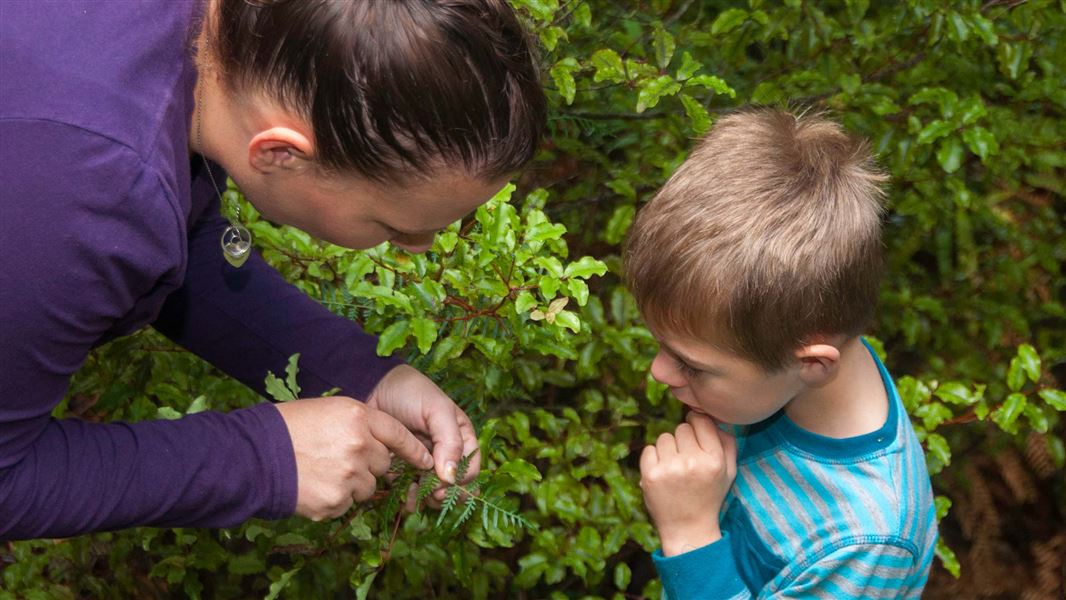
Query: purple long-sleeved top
[{"left": 0, "top": 2, "right": 401, "bottom": 540}]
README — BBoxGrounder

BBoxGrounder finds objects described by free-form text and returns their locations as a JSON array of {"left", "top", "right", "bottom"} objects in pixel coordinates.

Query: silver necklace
[{"left": 196, "top": 76, "right": 252, "bottom": 268}]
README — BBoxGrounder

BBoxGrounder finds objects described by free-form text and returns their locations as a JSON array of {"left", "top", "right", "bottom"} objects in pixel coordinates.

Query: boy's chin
[{"left": 685, "top": 407, "right": 723, "bottom": 423}]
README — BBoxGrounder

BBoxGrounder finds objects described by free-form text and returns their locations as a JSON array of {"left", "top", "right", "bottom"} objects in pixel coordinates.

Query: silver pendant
[{"left": 220, "top": 224, "right": 252, "bottom": 268}]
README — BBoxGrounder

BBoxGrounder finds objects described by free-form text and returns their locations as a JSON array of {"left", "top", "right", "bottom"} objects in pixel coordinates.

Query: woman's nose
[{"left": 650, "top": 350, "right": 687, "bottom": 387}]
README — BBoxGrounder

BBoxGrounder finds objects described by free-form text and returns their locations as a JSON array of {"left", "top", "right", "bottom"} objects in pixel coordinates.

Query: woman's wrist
[{"left": 657, "top": 521, "right": 722, "bottom": 557}]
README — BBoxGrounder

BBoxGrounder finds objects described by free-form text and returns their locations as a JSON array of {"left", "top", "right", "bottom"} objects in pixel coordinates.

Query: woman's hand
[
  {"left": 275, "top": 396, "right": 433, "bottom": 521},
  {"left": 367, "top": 365, "right": 481, "bottom": 490},
  {"left": 639, "top": 412, "right": 737, "bottom": 557}
]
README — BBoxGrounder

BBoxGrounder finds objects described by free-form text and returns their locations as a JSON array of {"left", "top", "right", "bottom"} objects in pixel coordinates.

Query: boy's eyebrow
[{"left": 660, "top": 342, "right": 720, "bottom": 373}]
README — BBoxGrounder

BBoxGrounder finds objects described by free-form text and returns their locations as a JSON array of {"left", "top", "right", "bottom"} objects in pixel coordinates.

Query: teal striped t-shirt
[{"left": 652, "top": 341, "right": 938, "bottom": 599}]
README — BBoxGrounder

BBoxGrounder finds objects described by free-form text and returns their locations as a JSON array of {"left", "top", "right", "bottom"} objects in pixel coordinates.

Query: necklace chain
[{"left": 195, "top": 72, "right": 238, "bottom": 223}]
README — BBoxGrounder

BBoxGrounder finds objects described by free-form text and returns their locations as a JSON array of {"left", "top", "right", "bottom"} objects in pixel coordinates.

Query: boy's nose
[{"left": 650, "top": 350, "right": 687, "bottom": 387}]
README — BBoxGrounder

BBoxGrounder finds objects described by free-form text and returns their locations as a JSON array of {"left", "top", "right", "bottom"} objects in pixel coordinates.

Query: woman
[{"left": 0, "top": 0, "right": 545, "bottom": 539}]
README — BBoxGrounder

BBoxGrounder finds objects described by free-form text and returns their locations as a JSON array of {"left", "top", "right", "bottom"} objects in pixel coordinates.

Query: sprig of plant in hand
[{"left": 266, "top": 356, "right": 534, "bottom": 547}]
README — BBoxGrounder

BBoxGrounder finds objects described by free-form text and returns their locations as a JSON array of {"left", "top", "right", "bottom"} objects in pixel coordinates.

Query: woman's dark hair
[{"left": 211, "top": 0, "right": 546, "bottom": 184}]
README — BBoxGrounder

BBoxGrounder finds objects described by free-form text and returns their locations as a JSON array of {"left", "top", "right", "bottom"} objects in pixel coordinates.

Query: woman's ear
[
  {"left": 795, "top": 342, "right": 842, "bottom": 386},
  {"left": 248, "top": 127, "right": 313, "bottom": 174}
]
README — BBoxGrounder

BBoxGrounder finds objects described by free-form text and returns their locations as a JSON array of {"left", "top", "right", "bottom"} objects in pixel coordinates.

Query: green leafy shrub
[{"left": 4, "top": 1, "right": 1063, "bottom": 598}]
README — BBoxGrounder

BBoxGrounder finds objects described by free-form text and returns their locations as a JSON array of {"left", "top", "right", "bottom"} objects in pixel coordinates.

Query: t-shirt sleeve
[
  {"left": 0, "top": 122, "right": 296, "bottom": 540},
  {"left": 652, "top": 535, "right": 919, "bottom": 600},
  {"left": 652, "top": 533, "right": 752, "bottom": 600},
  {"left": 151, "top": 192, "right": 403, "bottom": 401},
  {"left": 766, "top": 542, "right": 920, "bottom": 599}
]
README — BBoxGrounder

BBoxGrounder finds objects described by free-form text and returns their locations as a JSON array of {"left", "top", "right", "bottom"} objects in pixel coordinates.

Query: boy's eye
[{"left": 674, "top": 358, "right": 702, "bottom": 379}]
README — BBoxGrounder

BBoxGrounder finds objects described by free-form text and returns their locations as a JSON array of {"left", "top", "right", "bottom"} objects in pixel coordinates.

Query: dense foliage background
[{"left": 3, "top": 1, "right": 1064, "bottom": 598}]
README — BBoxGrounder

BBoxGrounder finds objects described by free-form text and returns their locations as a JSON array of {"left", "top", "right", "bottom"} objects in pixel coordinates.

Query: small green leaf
[
  {"left": 652, "top": 24, "right": 675, "bottom": 69},
  {"left": 970, "top": 13, "right": 998, "bottom": 46},
  {"left": 925, "top": 433, "right": 951, "bottom": 470},
  {"left": 604, "top": 204, "right": 635, "bottom": 245},
  {"left": 635, "top": 75, "right": 681, "bottom": 113},
  {"left": 946, "top": 12, "right": 969, "bottom": 43},
  {"left": 934, "top": 495, "right": 952, "bottom": 520},
  {"left": 614, "top": 562, "right": 632, "bottom": 590},
  {"left": 935, "top": 539, "right": 961, "bottom": 578},
  {"left": 1017, "top": 344, "right": 1041, "bottom": 382},
  {"left": 264, "top": 371, "right": 297, "bottom": 402},
  {"left": 1007, "top": 357, "right": 1026, "bottom": 392},
  {"left": 563, "top": 256, "right": 608, "bottom": 279},
  {"left": 992, "top": 392, "right": 1027, "bottom": 432},
  {"left": 515, "top": 291, "right": 538, "bottom": 314},
  {"left": 550, "top": 58, "right": 579, "bottom": 105},
  {"left": 554, "top": 310, "right": 581, "bottom": 333},
  {"left": 156, "top": 406, "right": 182, "bottom": 420},
  {"left": 411, "top": 317, "right": 439, "bottom": 355},
  {"left": 710, "top": 8, "right": 748, "bottom": 35},
  {"left": 590, "top": 48, "right": 625, "bottom": 83},
  {"left": 186, "top": 395, "right": 208, "bottom": 414},
  {"left": 567, "top": 279, "right": 589, "bottom": 306},
  {"left": 538, "top": 25, "right": 565, "bottom": 51},
  {"left": 936, "top": 137, "right": 964, "bottom": 173},
  {"left": 1024, "top": 403, "right": 1050, "bottom": 433},
  {"left": 265, "top": 568, "right": 301, "bottom": 600},
  {"left": 428, "top": 336, "right": 466, "bottom": 373},
  {"left": 685, "top": 74, "right": 735, "bottom": 97},
  {"left": 573, "top": 3, "right": 591, "bottom": 28},
  {"left": 1038, "top": 389, "right": 1066, "bottom": 411},
  {"left": 539, "top": 275, "right": 560, "bottom": 298},
  {"left": 496, "top": 458, "right": 543, "bottom": 485},
  {"left": 934, "top": 382, "right": 973, "bottom": 405},
  {"left": 676, "top": 51, "right": 701, "bottom": 80},
  {"left": 376, "top": 320, "right": 411, "bottom": 356},
  {"left": 997, "top": 42, "right": 1029, "bottom": 79},
  {"left": 917, "top": 119, "right": 955, "bottom": 145},
  {"left": 284, "top": 353, "right": 301, "bottom": 399},
  {"left": 679, "top": 93, "right": 712, "bottom": 134},
  {"left": 962, "top": 126, "right": 999, "bottom": 161},
  {"left": 436, "top": 231, "right": 459, "bottom": 253}
]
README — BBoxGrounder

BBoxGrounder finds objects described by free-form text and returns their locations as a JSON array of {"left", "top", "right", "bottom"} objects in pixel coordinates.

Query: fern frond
[
  {"left": 436, "top": 485, "right": 462, "bottom": 528},
  {"left": 380, "top": 468, "right": 416, "bottom": 525},
  {"left": 416, "top": 473, "right": 441, "bottom": 508},
  {"left": 473, "top": 494, "right": 536, "bottom": 531},
  {"left": 450, "top": 495, "right": 478, "bottom": 532}
]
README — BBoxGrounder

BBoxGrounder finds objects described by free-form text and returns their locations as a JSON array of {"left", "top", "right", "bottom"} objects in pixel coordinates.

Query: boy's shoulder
[{"left": 723, "top": 360, "right": 938, "bottom": 590}]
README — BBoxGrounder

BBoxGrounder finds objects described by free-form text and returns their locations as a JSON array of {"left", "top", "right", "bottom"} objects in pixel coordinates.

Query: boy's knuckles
[{"left": 655, "top": 432, "right": 675, "bottom": 446}]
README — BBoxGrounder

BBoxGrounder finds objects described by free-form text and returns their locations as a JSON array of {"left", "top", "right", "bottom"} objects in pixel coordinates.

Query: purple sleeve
[
  {"left": 0, "top": 122, "right": 296, "bottom": 539},
  {"left": 152, "top": 193, "right": 403, "bottom": 401}
]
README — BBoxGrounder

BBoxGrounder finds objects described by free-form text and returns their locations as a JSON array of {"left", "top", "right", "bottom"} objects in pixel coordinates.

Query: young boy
[{"left": 624, "top": 109, "right": 938, "bottom": 599}]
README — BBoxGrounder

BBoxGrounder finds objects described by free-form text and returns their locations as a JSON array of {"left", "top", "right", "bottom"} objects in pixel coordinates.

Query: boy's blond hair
[{"left": 625, "top": 108, "right": 887, "bottom": 371}]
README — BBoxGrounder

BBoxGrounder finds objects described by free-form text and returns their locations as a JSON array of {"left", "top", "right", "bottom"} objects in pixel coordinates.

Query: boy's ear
[
  {"left": 794, "top": 342, "right": 842, "bottom": 386},
  {"left": 248, "top": 127, "right": 313, "bottom": 174}
]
